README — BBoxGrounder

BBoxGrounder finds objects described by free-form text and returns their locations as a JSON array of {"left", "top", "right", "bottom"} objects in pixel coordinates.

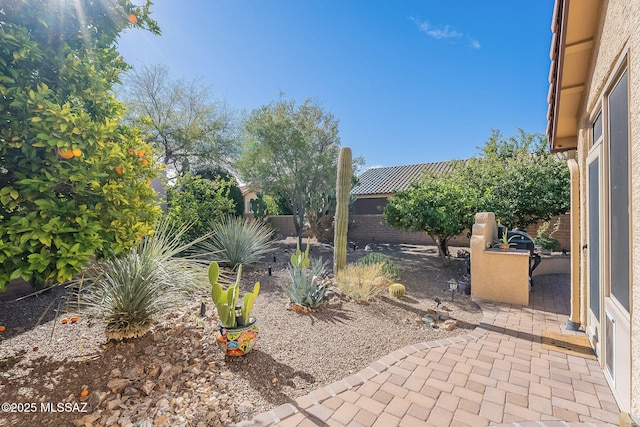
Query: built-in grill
[{"left": 505, "top": 229, "right": 542, "bottom": 283}]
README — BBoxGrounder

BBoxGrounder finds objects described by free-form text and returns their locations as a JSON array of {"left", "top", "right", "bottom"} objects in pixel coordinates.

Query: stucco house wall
[
  {"left": 578, "top": 2, "right": 640, "bottom": 413},
  {"left": 549, "top": 0, "right": 640, "bottom": 414}
]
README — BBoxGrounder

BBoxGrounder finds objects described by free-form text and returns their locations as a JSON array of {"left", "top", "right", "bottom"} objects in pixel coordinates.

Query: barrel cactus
[{"left": 388, "top": 283, "right": 406, "bottom": 298}]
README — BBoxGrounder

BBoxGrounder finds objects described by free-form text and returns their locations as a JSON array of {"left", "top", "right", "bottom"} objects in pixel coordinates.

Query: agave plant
[
  {"left": 77, "top": 220, "right": 214, "bottom": 340},
  {"left": 283, "top": 257, "right": 329, "bottom": 309},
  {"left": 199, "top": 216, "right": 274, "bottom": 268}
]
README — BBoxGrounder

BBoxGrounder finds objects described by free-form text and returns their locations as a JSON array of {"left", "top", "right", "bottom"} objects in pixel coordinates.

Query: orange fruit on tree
[
  {"left": 146, "top": 179, "right": 152, "bottom": 185},
  {"left": 57, "top": 147, "right": 74, "bottom": 159},
  {"left": 128, "top": 14, "right": 137, "bottom": 25},
  {"left": 137, "top": 151, "right": 145, "bottom": 158},
  {"left": 115, "top": 165, "right": 124, "bottom": 176},
  {"left": 72, "top": 148, "right": 82, "bottom": 157},
  {"left": 141, "top": 159, "right": 148, "bottom": 166},
  {"left": 128, "top": 149, "right": 135, "bottom": 156}
]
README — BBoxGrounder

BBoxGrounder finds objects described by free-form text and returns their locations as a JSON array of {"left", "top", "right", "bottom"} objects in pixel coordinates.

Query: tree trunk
[{"left": 429, "top": 234, "right": 450, "bottom": 265}]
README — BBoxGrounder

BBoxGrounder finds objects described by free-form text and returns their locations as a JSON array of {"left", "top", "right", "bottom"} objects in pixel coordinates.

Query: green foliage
[
  {"left": 120, "top": 64, "right": 237, "bottom": 176},
  {"left": 383, "top": 129, "right": 569, "bottom": 261},
  {"left": 249, "top": 192, "right": 269, "bottom": 222},
  {"left": 356, "top": 253, "right": 400, "bottom": 281},
  {"left": 334, "top": 147, "right": 352, "bottom": 274},
  {"left": 283, "top": 257, "right": 329, "bottom": 308},
  {"left": 165, "top": 173, "right": 237, "bottom": 243},
  {"left": 0, "top": 0, "right": 161, "bottom": 290},
  {"left": 535, "top": 219, "right": 562, "bottom": 251},
  {"left": 335, "top": 263, "right": 390, "bottom": 302},
  {"left": 458, "top": 129, "right": 570, "bottom": 230},
  {"left": 77, "top": 221, "right": 210, "bottom": 340},
  {"left": 195, "top": 166, "right": 244, "bottom": 217},
  {"left": 209, "top": 261, "right": 260, "bottom": 327},
  {"left": 237, "top": 95, "right": 362, "bottom": 241},
  {"left": 268, "top": 192, "right": 293, "bottom": 215},
  {"left": 200, "top": 216, "right": 274, "bottom": 269},
  {"left": 383, "top": 170, "right": 474, "bottom": 261},
  {"left": 290, "top": 238, "right": 311, "bottom": 269}
]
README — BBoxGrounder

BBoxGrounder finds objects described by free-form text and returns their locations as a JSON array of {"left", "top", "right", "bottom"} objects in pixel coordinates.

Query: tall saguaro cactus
[{"left": 334, "top": 146, "right": 353, "bottom": 274}]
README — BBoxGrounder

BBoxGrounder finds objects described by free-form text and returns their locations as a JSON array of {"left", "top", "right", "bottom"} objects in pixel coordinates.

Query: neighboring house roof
[{"left": 351, "top": 161, "right": 455, "bottom": 196}]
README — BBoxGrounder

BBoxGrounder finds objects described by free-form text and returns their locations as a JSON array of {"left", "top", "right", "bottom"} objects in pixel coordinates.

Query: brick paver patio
[{"left": 237, "top": 274, "right": 620, "bottom": 426}]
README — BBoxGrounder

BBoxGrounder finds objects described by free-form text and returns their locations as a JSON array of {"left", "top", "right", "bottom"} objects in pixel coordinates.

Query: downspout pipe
[{"left": 567, "top": 156, "right": 581, "bottom": 330}]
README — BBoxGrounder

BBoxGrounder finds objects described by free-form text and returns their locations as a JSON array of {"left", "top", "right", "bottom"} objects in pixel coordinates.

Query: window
[{"left": 608, "top": 70, "right": 629, "bottom": 312}]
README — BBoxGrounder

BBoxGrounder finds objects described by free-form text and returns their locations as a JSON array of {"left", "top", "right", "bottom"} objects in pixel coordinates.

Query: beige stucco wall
[
  {"left": 573, "top": 0, "right": 640, "bottom": 413},
  {"left": 469, "top": 213, "right": 530, "bottom": 306}
]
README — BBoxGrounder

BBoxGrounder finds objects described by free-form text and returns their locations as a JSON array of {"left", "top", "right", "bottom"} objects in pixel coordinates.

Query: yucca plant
[
  {"left": 283, "top": 257, "right": 329, "bottom": 309},
  {"left": 335, "top": 263, "right": 390, "bottom": 303},
  {"left": 77, "top": 220, "right": 214, "bottom": 340},
  {"left": 199, "top": 216, "right": 274, "bottom": 269},
  {"left": 355, "top": 253, "right": 400, "bottom": 281}
]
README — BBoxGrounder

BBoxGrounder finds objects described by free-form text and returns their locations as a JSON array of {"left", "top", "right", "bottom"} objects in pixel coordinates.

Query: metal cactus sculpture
[{"left": 333, "top": 146, "right": 352, "bottom": 274}]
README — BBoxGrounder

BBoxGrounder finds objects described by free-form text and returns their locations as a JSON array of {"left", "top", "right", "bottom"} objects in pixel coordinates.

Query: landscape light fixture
[{"left": 448, "top": 278, "right": 458, "bottom": 301}]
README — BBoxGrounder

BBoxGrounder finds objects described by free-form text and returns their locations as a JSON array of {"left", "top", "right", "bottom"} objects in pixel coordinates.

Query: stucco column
[{"left": 567, "top": 157, "right": 581, "bottom": 330}]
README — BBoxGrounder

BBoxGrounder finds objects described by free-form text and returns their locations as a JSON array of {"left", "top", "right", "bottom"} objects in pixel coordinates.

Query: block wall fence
[{"left": 266, "top": 214, "right": 571, "bottom": 251}]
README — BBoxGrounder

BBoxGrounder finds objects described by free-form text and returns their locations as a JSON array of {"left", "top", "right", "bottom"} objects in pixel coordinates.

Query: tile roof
[{"left": 351, "top": 161, "right": 456, "bottom": 196}]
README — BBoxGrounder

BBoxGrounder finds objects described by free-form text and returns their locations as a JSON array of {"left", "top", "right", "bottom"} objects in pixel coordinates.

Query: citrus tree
[
  {"left": 0, "top": 0, "right": 162, "bottom": 289},
  {"left": 383, "top": 171, "right": 474, "bottom": 262}
]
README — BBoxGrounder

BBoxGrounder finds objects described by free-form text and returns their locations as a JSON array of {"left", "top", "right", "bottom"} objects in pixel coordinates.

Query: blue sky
[{"left": 117, "top": 1, "right": 555, "bottom": 169}]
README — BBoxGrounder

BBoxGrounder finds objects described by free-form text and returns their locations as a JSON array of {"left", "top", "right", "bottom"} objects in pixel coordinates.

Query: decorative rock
[
  {"left": 107, "top": 378, "right": 131, "bottom": 394},
  {"left": 142, "top": 380, "right": 156, "bottom": 396},
  {"left": 443, "top": 319, "right": 458, "bottom": 331},
  {"left": 72, "top": 412, "right": 101, "bottom": 427}
]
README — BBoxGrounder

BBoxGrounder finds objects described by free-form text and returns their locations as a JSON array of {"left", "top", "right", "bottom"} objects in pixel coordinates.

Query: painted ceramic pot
[{"left": 216, "top": 319, "right": 258, "bottom": 356}]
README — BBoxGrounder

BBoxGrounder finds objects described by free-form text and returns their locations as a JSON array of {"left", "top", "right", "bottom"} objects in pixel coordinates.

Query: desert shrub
[
  {"left": 335, "top": 263, "right": 390, "bottom": 302},
  {"left": 165, "top": 173, "right": 237, "bottom": 243},
  {"left": 534, "top": 219, "right": 562, "bottom": 252},
  {"left": 355, "top": 253, "right": 400, "bottom": 281},
  {"left": 283, "top": 257, "right": 329, "bottom": 308},
  {"left": 194, "top": 166, "right": 244, "bottom": 217},
  {"left": 199, "top": 216, "right": 274, "bottom": 268},
  {"left": 77, "top": 222, "right": 212, "bottom": 340}
]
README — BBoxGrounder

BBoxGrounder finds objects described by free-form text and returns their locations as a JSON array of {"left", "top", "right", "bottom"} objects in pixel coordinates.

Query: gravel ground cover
[{"left": 0, "top": 238, "right": 482, "bottom": 426}]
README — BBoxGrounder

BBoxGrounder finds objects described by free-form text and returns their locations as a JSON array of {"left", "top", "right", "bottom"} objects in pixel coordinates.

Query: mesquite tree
[
  {"left": 237, "top": 96, "right": 341, "bottom": 244},
  {"left": 333, "top": 147, "right": 352, "bottom": 274}
]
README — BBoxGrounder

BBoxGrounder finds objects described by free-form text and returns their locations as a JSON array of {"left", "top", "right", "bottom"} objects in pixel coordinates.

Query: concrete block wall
[
  {"left": 266, "top": 215, "right": 298, "bottom": 238},
  {"left": 266, "top": 213, "right": 571, "bottom": 251},
  {"left": 347, "top": 214, "right": 470, "bottom": 247},
  {"left": 523, "top": 214, "right": 570, "bottom": 251}
]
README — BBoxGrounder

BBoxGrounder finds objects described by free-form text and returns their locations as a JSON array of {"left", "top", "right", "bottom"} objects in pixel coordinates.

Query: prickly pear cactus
[
  {"left": 388, "top": 283, "right": 406, "bottom": 298},
  {"left": 333, "top": 146, "right": 352, "bottom": 275}
]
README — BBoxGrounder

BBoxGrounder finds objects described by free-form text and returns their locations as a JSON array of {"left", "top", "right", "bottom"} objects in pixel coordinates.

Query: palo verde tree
[
  {"left": 0, "top": 0, "right": 162, "bottom": 290},
  {"left": 383, "top": 170, "right": 474, "bottom": 262},
  {"left": 120, "top": 64, "right": 238, "bottom": 177},
  {"left": 237, "top": 96, "right": 349, "bottom": 243}
]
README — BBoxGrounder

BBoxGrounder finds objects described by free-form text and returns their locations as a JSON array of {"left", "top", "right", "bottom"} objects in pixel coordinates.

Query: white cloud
[
  {"left": 410, "top": 16, "right": 479, "bottom": 48},
  {"left": 426, "top": 25, "right": 462, "bottom": 40}
]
